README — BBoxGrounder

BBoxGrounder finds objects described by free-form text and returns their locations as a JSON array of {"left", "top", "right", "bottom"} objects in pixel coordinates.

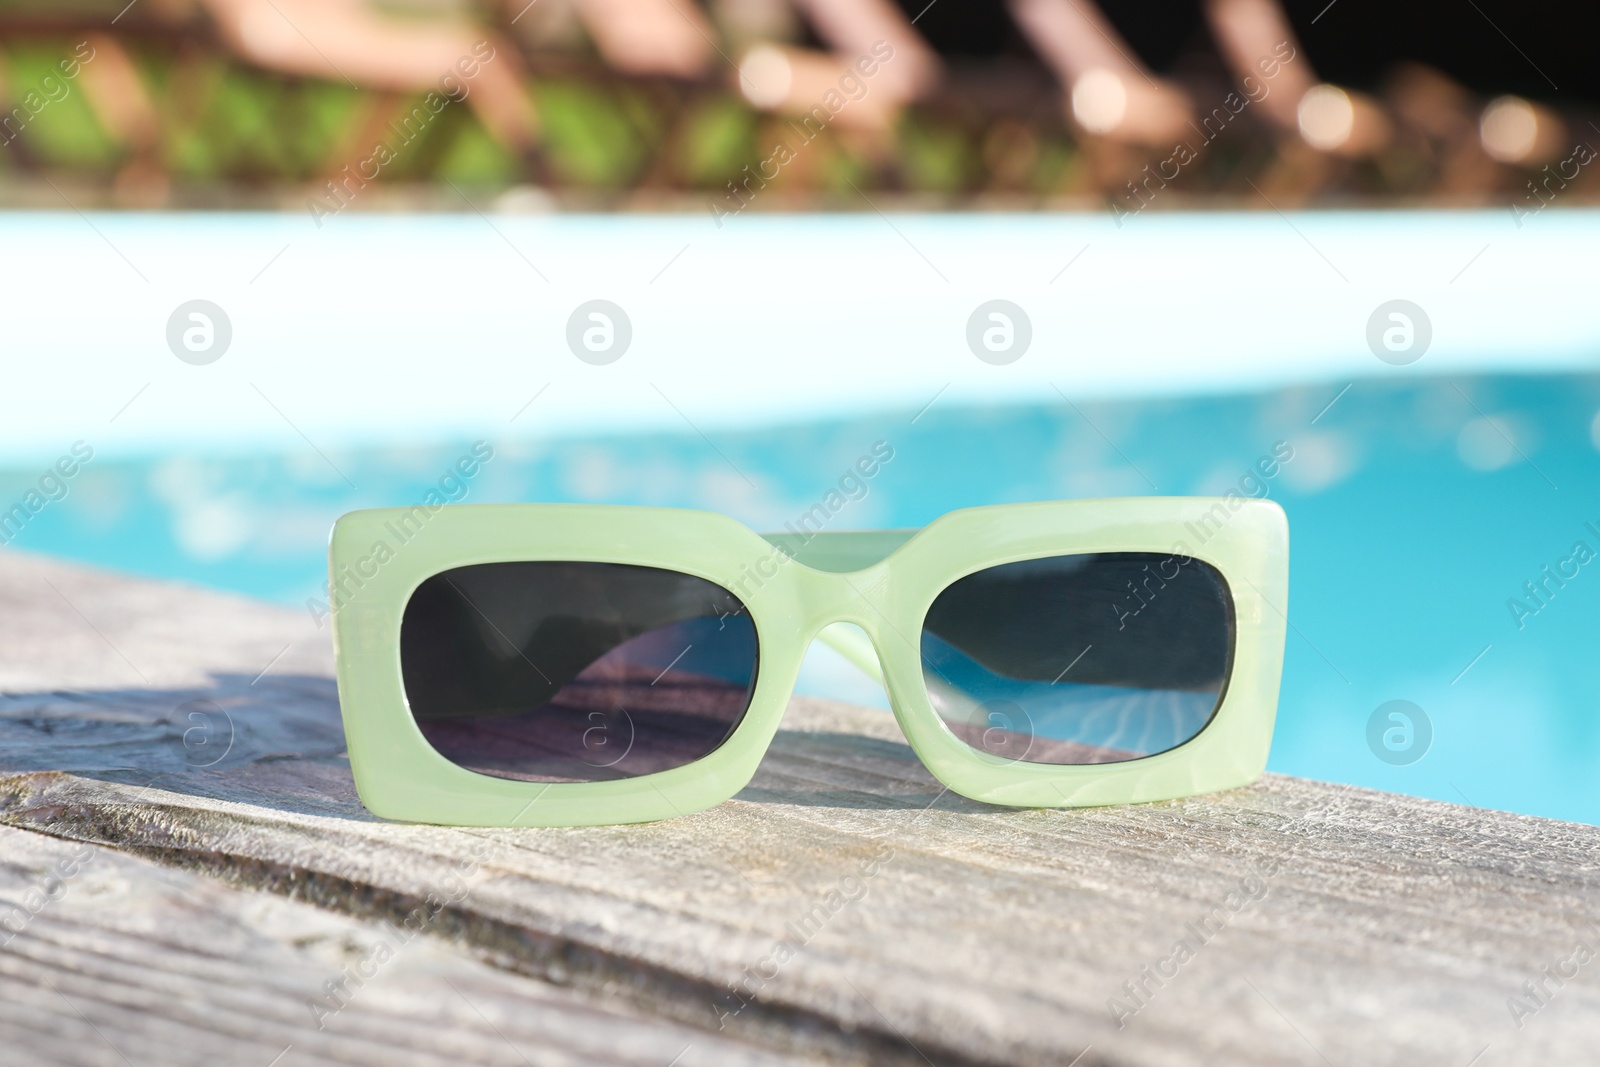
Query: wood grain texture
[
  {"left": 0, "top": 826, "right": 809, "bottom": 1067},
  {"left": 2, "top": 549, "right": 1598, "bottom": 1067}
]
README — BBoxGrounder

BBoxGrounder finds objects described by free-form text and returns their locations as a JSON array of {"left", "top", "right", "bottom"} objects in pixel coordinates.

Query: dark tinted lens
[
  {"left": 400, "top": 562, "right": 758, "bottom": 783},
  {"left": 921, "top": 552, "right": 1234, "bottom": 765}
]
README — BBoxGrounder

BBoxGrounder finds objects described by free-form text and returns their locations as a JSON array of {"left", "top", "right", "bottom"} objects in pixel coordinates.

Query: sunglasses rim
[{"left": 329, "top": 498, "right": 1287, "bottom": 827}]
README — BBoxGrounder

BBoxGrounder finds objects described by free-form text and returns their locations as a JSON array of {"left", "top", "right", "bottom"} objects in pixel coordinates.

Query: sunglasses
[{"left": 329, "top": 499, "right": 1287, "bottom": 827}]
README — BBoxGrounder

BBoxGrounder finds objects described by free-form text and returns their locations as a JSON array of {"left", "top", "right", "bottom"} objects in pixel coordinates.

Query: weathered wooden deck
[{"left": 1, "top": 550, "right": 1597, "bottom": 1066}]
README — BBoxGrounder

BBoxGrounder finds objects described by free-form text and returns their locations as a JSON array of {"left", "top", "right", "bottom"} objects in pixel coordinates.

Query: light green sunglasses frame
[{"left": 329, "top": 498, "right": 1288, "bottom": 827}]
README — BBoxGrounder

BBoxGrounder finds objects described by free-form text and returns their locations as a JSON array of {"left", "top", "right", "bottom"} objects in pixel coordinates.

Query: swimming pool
[{"left": 6, "top": 373, "right": 1597, "bottom": 824}]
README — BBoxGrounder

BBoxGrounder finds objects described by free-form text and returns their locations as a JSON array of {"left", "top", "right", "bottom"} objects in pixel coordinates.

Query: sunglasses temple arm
[{"left": 814, "top": 622, "right": 885, "bottom": 686}]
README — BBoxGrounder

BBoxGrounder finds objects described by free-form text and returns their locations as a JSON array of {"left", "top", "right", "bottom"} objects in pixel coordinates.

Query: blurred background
[
  {"left": 2, "top": 0, "right": 1597, "bottom": 823},
  {"left": 4, "top": 0, "right": 1598, "bottom": 206}
]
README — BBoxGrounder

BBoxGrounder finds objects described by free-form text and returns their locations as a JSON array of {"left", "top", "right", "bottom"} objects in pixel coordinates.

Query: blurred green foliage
[
  {"left": 1, "top": 36, "right": 1079, "bottom": 198},
  {"left": 898, "top": 118, "right": 973, "bottom": 192},
  {"left": 537, "top": 82, "right": 653, "bottom": 188},
  {"left": 4, "top": 43, "right": 113, "bottom": 166}
]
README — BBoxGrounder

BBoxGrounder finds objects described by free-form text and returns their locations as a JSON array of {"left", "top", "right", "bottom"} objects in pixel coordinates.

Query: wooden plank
[
  {"left": 0, "top": 826, "right": 810, "bottom": 1067},
  {"left": 2, "top": 550, "right": 1599, "bottom": 1066}
]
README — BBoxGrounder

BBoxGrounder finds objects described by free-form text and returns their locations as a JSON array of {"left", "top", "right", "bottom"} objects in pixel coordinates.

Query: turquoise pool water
[{"left": 6, "top": 372, "right": 1598, "bottom": 824}]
